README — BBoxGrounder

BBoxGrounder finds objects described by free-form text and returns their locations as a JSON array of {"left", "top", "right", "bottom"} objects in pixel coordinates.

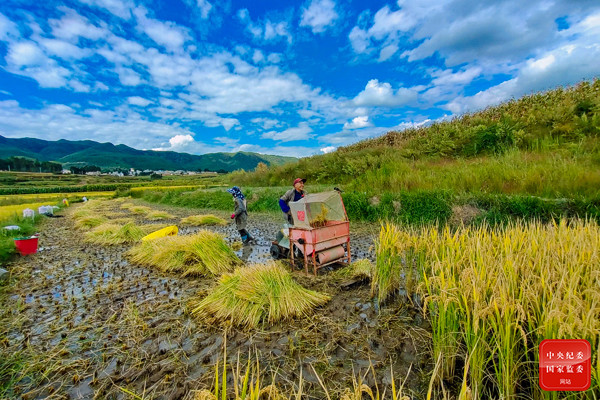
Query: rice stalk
[{"left": 74, "top": 215, "right": 107, "bottom": 229}]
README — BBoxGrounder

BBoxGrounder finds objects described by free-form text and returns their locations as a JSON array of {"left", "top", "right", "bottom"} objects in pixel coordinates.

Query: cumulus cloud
[
  {"left": 262, "top": 122, "right": 314, "bottom": 142},
  {"left": 237, "top": 9, "right": 292, "bottom": 44},
  {"left": 128, "top": 96, "right": 152, "bottom": 106},
  {"left": 343, "top": 116, "right": 372, "bottom": 129},
  {"left": 300, "top": 0, "right": 339, "bottom": 34},
  {"left": 320, "top": 145, "right": 336, "bottom": 153},
  {"left": 353, "top": 79, "right": 418, "bottom": 107},
  {"left": 153, "top": 134, "right": 195, "bottom": 151},
  {"left": 350, "top": 0, "right": 600, "bottom": 66},
  {"left": 134, "top": 7, "right": 190, "bottom": 52}
]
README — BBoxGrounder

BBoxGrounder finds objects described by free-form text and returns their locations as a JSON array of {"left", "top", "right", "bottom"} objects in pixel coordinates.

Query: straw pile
[
  {"left": 193, "top": 262, "right": 330, "bottom": 328},
  {"left": 309, "top": 204, "right": 329, "bottom": 228},
  {"left": 127, "top": 230, "right": 241, "bottom": 276},
  {"left": 74, "top": 215, "right": 107, "bottom": 229},
  {"left": 180, "top": 214, "right": 227, "bottom": 226},
  {"left": 85, "top": 222, "right": 146, "bottom": 245}
]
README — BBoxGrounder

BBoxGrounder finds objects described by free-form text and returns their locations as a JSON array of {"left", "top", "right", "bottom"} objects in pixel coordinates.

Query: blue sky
[{"left": 0, "top": 0, "right": 599, "bottom": 157}]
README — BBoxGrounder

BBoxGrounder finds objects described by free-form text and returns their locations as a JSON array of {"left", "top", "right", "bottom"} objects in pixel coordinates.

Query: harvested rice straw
[
  {"left": 193, "top": 262, "right": 330, "bottom": 328},
  {"left": 85, "top": 222, "right": 146, "bottom": 245},
  {"left": 127, "top": 230, "right": 241, "bottom": 276}
]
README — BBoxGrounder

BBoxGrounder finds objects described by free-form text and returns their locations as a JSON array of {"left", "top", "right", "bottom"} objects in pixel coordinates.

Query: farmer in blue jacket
[{"left": 279, "top": 178, "right": 307, "bottom": 225}]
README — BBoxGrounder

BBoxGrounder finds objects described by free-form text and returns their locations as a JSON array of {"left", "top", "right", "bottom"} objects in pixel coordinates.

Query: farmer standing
[
  {"left": 227, "top": 186, "right": 254, "bottom": 245},
  {"left": 279, "top": 178, "right": 307, "bottom": 225}
]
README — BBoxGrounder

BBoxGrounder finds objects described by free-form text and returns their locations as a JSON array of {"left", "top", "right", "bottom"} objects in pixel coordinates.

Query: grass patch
[
  {"left": 180, "top": 214, "right": 227, "bottom": 226},
  {"left": 192, "top": 262, "right": 330, "bottom": 328},
  {"left": 127, "top": 231, "right": 241, "bottom": 276},
  {"left": 84, "top": 222, "right": 146, "bottom": 245}
]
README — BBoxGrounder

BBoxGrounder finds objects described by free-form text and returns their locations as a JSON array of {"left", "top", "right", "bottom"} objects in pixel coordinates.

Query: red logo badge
[
  {"left": 297, "top": 211, "right": 305, "bottom": 221},
  {"left": 539, "top": 339, "right": 591, "bottom": 391}
]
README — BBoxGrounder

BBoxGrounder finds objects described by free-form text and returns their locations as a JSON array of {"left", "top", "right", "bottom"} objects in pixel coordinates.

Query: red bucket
[{"left": 14, "top": 236, "right": 39, "bottom": 256}]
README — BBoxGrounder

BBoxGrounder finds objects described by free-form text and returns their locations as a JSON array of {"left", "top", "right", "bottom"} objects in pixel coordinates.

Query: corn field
[{"left": 374, "top": 220, "right": 599, "bottom": 399}]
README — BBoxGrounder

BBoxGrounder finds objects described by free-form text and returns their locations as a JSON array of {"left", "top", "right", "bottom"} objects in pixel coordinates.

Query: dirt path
[{"left": 0, "top": 201, "right": 431, "bottom": 400}]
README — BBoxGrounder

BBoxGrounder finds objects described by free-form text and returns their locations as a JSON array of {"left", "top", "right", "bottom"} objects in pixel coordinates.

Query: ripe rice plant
[
  {"left": 0, "top": 202, "right": 60, "bottom": 221},
  {"left": 129, "top": 205, "right": 152, "bottom": 215},
  {"left": 147, "top": 210, "right": 175, "bottom": 220},
  {"left": 127, "top": 230, "right": 241, "bottom": 276},
  {"left": 373, "top": 219, "right": 600, "bottom": 399},
  {"left": 84, "top": 222, "right": 146, "bottom": 245},
  {"left": 180, "top": 214, "right": 227, "bottom": 226},
  {"left": 192, "top": 262, "right": 330, "bottom": 328}
]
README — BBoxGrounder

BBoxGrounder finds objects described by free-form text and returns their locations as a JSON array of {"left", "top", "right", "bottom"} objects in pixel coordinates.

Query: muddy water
[{"left": 0, "top": 201, "right": 431, "bottom": 400}]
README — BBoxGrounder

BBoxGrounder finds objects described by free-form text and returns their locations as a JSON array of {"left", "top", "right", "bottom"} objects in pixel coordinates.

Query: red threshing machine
[{"left": 270, "top": 191, "right": 351, "bottom": 275}]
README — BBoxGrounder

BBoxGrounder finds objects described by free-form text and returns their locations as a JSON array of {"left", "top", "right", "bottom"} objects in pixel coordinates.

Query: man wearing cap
[{"left": 279, "top": 178, "right": 307, "bottom": 225}]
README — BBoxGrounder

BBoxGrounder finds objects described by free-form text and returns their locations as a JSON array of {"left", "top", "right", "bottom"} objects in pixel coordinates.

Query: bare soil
[{"left": 0, "top": 200, "right": 432, "bottom": 399}]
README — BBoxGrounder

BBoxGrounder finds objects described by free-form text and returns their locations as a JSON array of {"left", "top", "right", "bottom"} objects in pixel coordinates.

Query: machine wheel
[{"left": 270, "top": 243, "right": 282, "bottom": 259}]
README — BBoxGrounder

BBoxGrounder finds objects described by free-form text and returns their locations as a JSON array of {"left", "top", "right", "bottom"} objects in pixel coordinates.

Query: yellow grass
[
  {"left": 180, "top": 214, "right": 227, "bottom": 226},
  {"left": 127, "top": 230, "right": 241, "bottom": 276},
  {"left": 374, "top": 219, "right": 600, "bottom": 399},
  {"left": 192, "top": 262, "right": 331, "bottom": 328}
]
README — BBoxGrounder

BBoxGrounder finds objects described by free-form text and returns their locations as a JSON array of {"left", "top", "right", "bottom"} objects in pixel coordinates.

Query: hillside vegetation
[
  {"left": 220, "top": 80, "right": 600, "bottom": 225},
  {"left": 232, "top": 80, "right": 600, "bottom": 198}
]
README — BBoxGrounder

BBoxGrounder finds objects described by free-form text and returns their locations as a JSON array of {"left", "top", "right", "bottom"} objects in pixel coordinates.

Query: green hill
[
  {"left": 227, "top": 79, "right": 600, "bottom": 224},
  {"left": 0, "top": 136, "right": 296, "bottom": 172}
]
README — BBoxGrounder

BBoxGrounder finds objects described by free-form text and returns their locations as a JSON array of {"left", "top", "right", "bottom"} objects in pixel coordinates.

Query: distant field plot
[
  {"left": 0, "top": 191, "right": 115, "bottom": 206},
  {"left": 0, "top": 202, "right": 60, "bottom": 221}
]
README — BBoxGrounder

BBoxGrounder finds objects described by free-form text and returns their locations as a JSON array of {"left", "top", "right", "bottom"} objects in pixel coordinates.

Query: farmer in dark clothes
[
  {"left": 279, "top": 178, "right": 307, "bottom": 225},
  {"left": 227, "top": 186, "right": 254, "bottom": 244}
]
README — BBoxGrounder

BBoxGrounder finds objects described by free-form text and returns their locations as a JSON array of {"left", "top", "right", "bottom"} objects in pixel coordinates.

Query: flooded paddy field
[{"left": 0, "top": 200, "right": 432, "bottom": 399}]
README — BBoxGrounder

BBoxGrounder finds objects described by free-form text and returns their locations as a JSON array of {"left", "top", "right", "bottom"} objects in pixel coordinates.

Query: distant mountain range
[{"left": 0, "top": 135, "right": 296, "bottom": 172}]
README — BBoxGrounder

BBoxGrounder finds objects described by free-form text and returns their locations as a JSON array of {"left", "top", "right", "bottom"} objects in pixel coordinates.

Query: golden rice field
[
  {"left": 373, "top": 220, "right": 600, "bottom": 399},
  {"left": 0, "top": 191, "right": 115, "bottom": 205},
  {"left": 0, "top": 202, "right": 59, "bottom": 221}
]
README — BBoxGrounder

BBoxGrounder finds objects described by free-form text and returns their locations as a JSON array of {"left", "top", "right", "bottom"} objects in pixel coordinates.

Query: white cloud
[
  {"left": 252, "top": 49, "right": 264, "bottom": 64},
  {"left": 128, "top": 96, "right": 152, "bottom": 106},
  {"left": 446, "top": 37, "right": 600, "bottom": 114},
  {"left": 115, "top": 66, "right": 143, "bottom": 86},
  {"left": 153, "top": 134, "right": 195, "bottom": 151},
  {"left": 196, "top": 0, "right": 213, "bottom": 19},
  {"left": 262, "top": 122, "right": 314, "bottom": 142},
  {"left": 320, "top": 145, "right": 336, "bottom": 153},
  {"left": 353, "top": 79, "right": 418, "bottom": 107},
  {"left": 238, "top": 9, "right": 292, "bottom": 44},
  {"left": 343, "top": 116, "right": 371, "bottom": 129},
  {"left": 0, "top": 12, "right": 19, "bottom": 41},
  {"left": 77, "top": 0, "right": 135, "bottom": 19},
  {"left": 300, "top": 0, "right": 339, "bottom": 34},
  {"left": 7, "top": 42, "right": 45, "bottom": 66},
  {"left": 38, "top": 38, "right": 90, "bottom": 60},
  {"left": 0, "top": 100, "right": 195, "bottom": 150},
  {"left": 50, "top": 9, "right": 108, "bottom": 41},
  {"left": 134, "top": 7, "right": 190, "bottom": 52},
  {"left": 267, "top": 53, "right": 282, "bottom": 63},
  {"left": 251, "top": 117, "right": 280, "bottom": 130}
]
